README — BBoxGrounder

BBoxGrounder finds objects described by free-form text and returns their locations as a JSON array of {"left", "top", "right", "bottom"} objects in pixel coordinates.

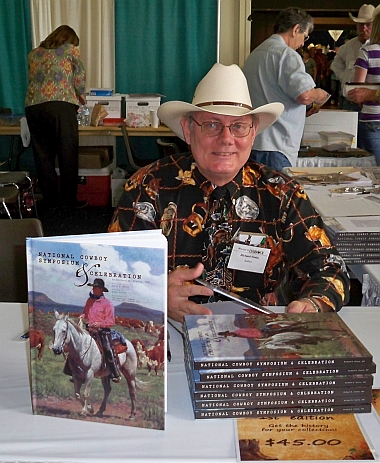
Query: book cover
[
  {"left": 235, "top": 413, "right": 376, "bottom": 460},
  {"left": 371, "top": 389, "right": 380, "bottom": 425},
  {"left": 27, "top": 230, "right": 167, "bottom": 430},
  {"left": 324, "top": 217, "right": 380, "bottom": 241},
  {"left": 184, "top": 313, "right": 373, "bottom": 371}
]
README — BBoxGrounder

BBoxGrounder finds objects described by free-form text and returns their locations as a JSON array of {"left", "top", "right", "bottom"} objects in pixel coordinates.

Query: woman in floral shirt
[{"left": 25, "top": 25, "right": 87, "bottom": 210}]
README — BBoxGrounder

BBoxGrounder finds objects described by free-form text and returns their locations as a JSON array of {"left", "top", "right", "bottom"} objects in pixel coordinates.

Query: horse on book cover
[{"left": 51, "top": 311, "right": 142, "bottom": 419}]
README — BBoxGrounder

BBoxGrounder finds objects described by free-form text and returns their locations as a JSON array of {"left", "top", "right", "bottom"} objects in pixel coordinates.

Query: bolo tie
[{"left": 202, "top": 186, "right": 233, "bottom": 287}]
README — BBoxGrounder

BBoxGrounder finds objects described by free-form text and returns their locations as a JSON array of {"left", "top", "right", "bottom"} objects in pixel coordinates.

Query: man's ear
[
  {"left": 292, "top": 24, "right": 300, "bottom": 38},
  {"left": 180, "top": 117, "right": 191, "bottom": 145}
]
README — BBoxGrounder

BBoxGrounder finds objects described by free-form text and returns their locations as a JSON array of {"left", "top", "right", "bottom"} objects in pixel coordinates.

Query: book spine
[
  {"left": 192, "top": 357, "right": 373, "bottom": 371},
  {"left": 193, "top": 393, "right": 372, "bottom": 410},
  {"left": 195, "top": 364, "right": 375, "bottom": 380},
  {"left": 336, "top": 234, "right": 380, "bottom": 242},
  {"left": 341, "top": 258, "right": 380, "bottom": 265},
  {"left": 193, "top": 403, "right": 372, "bottom": 419},
  {"left": 192, "top": 375, "right": 374, "bottom": 390},
  {"left": 193, "top": 387, "right": 372, "bottom": 402}
]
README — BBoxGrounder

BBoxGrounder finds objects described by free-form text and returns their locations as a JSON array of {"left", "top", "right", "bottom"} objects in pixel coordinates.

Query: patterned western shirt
[
  {"left": 109, "top": 153, "right": 350, "bottom": 311},
  {"left": 25, "top": 43, "right": 86, "bottom": 107}
]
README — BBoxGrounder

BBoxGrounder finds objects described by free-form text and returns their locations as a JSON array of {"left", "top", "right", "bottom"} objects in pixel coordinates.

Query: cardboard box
[
  {"left": 126, "top": 94, "right": 162, "bottom": 120},
  {"left": 86, "top": 94, "right": 125, "bottom": 119},
  {"left": 56, "top": 166, "right": 111, "bottom": 207},
  {"left": 111, "top": 177, "right": 128, "bottom": 207},
  {"left": 55, "top": 146, "right": 113, "bottom": 169},
  {"left": 78, "top": 146, "right": 113, "bottom": 169},
  {"left": 302, "top": 110, "right": 358, "bottom": 148}
]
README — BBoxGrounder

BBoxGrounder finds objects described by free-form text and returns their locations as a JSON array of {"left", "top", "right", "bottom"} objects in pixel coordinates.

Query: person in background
[
  {"left": 314, "top": 46, "right": 328, "bottom": 89},
  {"left": 303, "top": 49, "right": 317, "bottom": 82},
  {"left": 25, "top": 25, "right": 88, "bottom": 211},
  {"left": 109, "top": 63, "right": 350, "bottom": 323},
  {"left": 242, "top": 7, "right": 329, "bottom": 170},
  {"left": 330, "top": 4, "right": 375, "bottom": 111},
  {"left": 351, "top": 5, "right": 380, "bottom": 165}
]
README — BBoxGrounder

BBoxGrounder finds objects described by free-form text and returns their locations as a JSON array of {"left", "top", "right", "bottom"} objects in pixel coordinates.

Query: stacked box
[
  {"left": 126, "top": 94, "right": 162, "bottom": 119},
  {"left": 86, "top": 94, "right": 125, "bottom": 119}
]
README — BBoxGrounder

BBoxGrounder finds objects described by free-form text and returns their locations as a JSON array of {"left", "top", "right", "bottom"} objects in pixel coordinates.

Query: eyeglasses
[
  {"left": 303, "top": 33, "right": 309, "bottom": 41},
  {"left": 190, "top": 117, "right": 254, "bottom": 138}
]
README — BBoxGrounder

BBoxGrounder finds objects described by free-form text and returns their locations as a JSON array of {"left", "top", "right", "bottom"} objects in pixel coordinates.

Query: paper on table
[
  {"left": 335, "top": 216, "right": 380, "bottom": 232},
  {"left": 303, "top": 184, "right": 380, "bottom": 217},
  {"left": 235, "top": 414, "right": 376, "bottom": 461},
  {"left": 285, "top": 167, "right": 359, "bottom": 176}
]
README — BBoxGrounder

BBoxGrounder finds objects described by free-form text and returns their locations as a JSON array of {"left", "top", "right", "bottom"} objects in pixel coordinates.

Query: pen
[{"left": 20, "top": 331, "right": 29, "bottom": 339}]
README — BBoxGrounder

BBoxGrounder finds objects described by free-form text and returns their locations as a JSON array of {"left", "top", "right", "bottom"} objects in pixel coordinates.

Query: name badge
[{"left": 228, "top": 242, "right": 270, "bottom": 274}]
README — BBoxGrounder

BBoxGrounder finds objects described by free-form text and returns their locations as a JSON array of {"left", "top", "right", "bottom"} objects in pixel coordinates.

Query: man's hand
[
  {"left": 347, "top": 88, "right": 375, "bottom": 104},
  {"left": 168, "top": 263, "right": 214, "bottom": 322},
  {"left": 286, "top": 298, "right": 332, "bottom": 313}
]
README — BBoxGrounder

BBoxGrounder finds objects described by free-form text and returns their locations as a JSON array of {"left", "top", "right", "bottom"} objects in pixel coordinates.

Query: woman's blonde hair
[
  {"left": 371, "top": 14, "right": 380, "bottom": 44},
  {"left": 40, "top": 25, "right": 79, "bottom": 49}
]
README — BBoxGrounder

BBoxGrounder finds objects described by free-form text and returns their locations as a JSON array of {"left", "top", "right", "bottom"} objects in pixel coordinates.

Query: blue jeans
[
  {"left": 249, "top": 150, "right": 292, "bottom": 171},
  {"left": 357, "top": 121, "right": 380, "bottom": 165},
  {"left": 342, "top": 98, "right": 361, "bottom": 112}
]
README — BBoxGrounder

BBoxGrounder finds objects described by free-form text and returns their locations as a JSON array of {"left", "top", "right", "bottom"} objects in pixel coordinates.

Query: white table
[
  {"left": 1, "top": 302, "right": 380, "bottom": 462},
  {"left": 296, "top": 172, "right": 380, "bottom": 306}
]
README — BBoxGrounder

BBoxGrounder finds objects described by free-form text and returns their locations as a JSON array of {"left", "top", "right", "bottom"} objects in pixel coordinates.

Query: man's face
[
  {"left": 93, "top": 286, "right": 104, "bottom": 297},
  {"left": 181, "top": 112, "right": 257, "bottom": 186},
  {"left": 357, "top": 22, "right": 372, "bottom": 43}
]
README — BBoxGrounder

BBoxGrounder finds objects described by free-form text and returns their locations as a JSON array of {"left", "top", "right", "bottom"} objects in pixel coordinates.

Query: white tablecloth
[{"left": 1, "top": 303, "right": 380, "bottom": 462}]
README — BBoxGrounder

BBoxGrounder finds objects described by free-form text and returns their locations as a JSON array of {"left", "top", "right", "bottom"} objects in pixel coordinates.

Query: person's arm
[
  {"left": 279, "top": 182, "right": 350, "bottom": 314},
  {"left": 347, "top": 87, "right": 377, "bottom": 104},
  {"left": 296, "top": 87, "right": 329, "bottom": 106},
  {"left": 71, "top": 45, "right": 86, "bottom": 104},
  {"left": 103, "top": 300, "right": 116, "bottom": 327},
  {"left": 330, "top": 48, "right": 346, "bottom": 82},
  {"left": 312, "top": 64, "right": 317, "bottom": 83},
  {"left": 354, "top": 67, "right": 368, "bottom": 83}
]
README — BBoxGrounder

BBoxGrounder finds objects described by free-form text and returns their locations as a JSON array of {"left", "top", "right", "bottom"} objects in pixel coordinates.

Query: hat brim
[
  {"left": 349, "top": 12, "right": 374, "bottom": 22},
  {"left": 87, "top": 283, "right": 108, "bottom": 292},
  {"left": 157, "top": 101, "right": 284, "bottom": 141}
]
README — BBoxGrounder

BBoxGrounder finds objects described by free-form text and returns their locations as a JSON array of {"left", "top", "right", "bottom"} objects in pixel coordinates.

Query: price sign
[{"left": 236, "top": 414, "right": 375, "bottom": 461}]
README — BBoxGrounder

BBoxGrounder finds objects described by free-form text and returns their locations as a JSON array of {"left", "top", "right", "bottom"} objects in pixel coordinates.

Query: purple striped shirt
[{"left": 355, "top": 44, "right": 380, "bottom": 122}]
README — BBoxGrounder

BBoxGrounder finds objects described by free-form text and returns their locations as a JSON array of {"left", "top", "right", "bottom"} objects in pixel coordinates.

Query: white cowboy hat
[
  {"left": 157, "top": 63, "right": 284, "bottom": 141},
  {"left": 372, "top": 4, "right": 380, "bottom": 18},
  {"left": 349, "top": 4, "right": 375, "bottom": 22}
]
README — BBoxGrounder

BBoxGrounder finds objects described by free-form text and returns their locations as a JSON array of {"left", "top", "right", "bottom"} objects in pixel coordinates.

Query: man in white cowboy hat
[
  {"left": 331, "top": 4, "right": 375, "bottom": 110},
  {"left": 243, "top": 7, "right": 330, "bottom": 170},
  {"left": 109, "top": 63, "right": 349, "bottom": 322}
]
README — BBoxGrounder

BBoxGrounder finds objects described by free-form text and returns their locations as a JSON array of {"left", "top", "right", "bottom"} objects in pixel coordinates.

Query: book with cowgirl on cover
[{"left": 26, "top": 230, "right": 167, "bottom": 430}]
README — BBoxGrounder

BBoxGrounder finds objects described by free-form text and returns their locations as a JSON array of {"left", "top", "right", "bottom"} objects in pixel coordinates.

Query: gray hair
[{"left": 274, "top": 7, "right": 314, "bottom": 35}]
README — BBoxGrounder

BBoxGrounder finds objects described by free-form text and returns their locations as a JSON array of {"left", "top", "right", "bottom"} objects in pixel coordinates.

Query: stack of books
[
  {"left": 183, "top": 312, "right": 375, "bottom": 419},
  {"left": 324, "top": 216, "right": 380, "bottom": 264}
]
